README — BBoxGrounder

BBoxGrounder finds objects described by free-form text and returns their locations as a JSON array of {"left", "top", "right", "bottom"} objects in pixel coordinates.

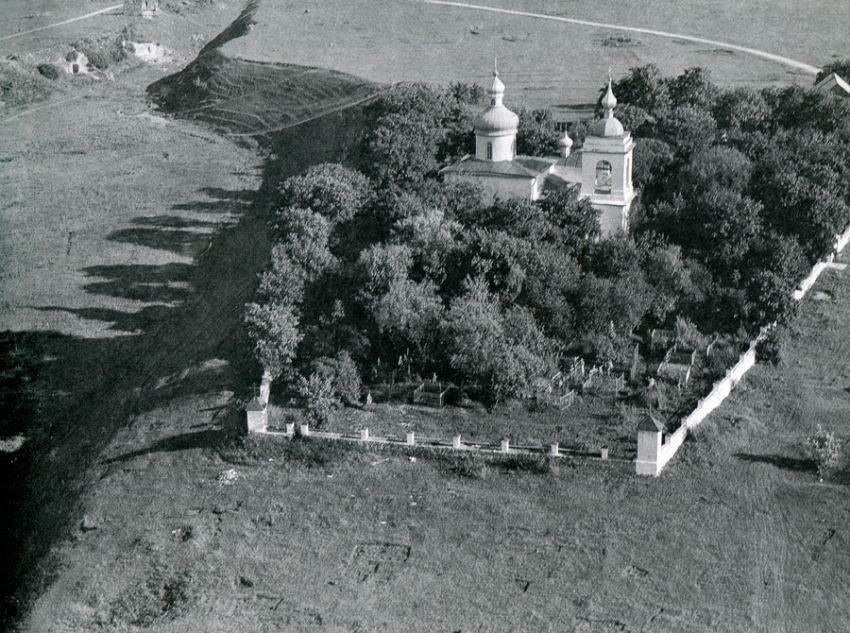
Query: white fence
[
  {"left": 637, "top": 223, "right": 850, "bottom": 476},
  {"left": 246, "top": 422, "right": 626, "bottom": 463}
]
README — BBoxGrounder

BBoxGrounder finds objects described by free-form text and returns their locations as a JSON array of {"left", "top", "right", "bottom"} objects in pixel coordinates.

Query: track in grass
[{"left": 423, "top": 0, "right": 821, "bottom": 75}]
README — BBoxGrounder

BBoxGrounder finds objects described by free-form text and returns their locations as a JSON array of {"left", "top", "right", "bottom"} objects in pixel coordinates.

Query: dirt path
[
  {"left": 0, "top": 4, "right": 123, "bottom": 44},
  {"left": 423, "top": 0, "right": 821, "bottom": 75}
]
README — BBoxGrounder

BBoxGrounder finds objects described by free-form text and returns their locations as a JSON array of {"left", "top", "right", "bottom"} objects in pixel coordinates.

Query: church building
[{"left": 441, "top": 64, "right": 636, "bottom": 236}]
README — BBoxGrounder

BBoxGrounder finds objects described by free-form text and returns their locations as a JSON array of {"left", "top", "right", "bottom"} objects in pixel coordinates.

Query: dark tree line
[{"left": 245, "top": 68, "right": 850, "bottom": 408}]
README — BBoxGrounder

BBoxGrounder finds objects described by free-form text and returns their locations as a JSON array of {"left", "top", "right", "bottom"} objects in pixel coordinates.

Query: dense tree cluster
[
  {"left": 616, "top": 64, "right": 850, "bottom": 329},
  {"left": 245, "top": 71, "right": 850, "bottom": 406}
]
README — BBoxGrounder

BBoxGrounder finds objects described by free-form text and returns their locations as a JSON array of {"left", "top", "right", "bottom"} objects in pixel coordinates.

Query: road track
[
  {"left": 0, "top": 4, "right": 123, "bottom": 44},
  {"left": 423, "top": 0, "right": 821, "bottom": 75}
]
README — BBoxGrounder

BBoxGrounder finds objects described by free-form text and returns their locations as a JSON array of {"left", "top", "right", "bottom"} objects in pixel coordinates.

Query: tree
[
  {"left": 364, "top": 113, "right": 441, "bottom": 189},
  {"left": 244, "top": 301, "right": 302, "bottom": 381},
  {"left": 278, "top": 163, "right": 373, "bottom": 224},
  {"left": 538, "top": 187, "right": 600, "bottom": 253},
  {"left": 678, "top": 146, "right": 753, "bottom": 196},
  {"left": 606, "top": 64, "right": 671, "bottom": 116},
  {"left": 298, "top": 372, "right": 339, "bottom": 428},
  {"left": 442, "top": 278, "right": 556, "bottom": 404},
  {"left": 357, "top": 243, "right": 413, "bottom": 297},
  {"left": 667, "top": 67, "right": 719, "bottom": 111},
  {"left": 371, "top": 278, "right": 444, "bottom": 362},
  {"left": 712, "top": 87, "right": 772, "bottom": 134},
  {"left": 393, "top": 205, "right": 462, "bottom": 281},
  {"left": 689, "top": 186, "right": 763, "bottom": 275},
  {"left": 273, "top": 206, "right": 336, "bottom": 278},
  {"left": 655, "top": 105, "right": 717, "bottom": 158},
  {"left": 257, "top": 244, "right": 307, "bottom": 305},
  {"left": 631, "top": 138, "right": 675, "bottom": 201},
  {"left": 516, "top": 108, "right": 561, "bottom": 156},
  {"left": 814, "top": 59, "right": 850, "bottom": 83},
  {"left": 311, "top": 351, "right": 362, "bottom": 406}
]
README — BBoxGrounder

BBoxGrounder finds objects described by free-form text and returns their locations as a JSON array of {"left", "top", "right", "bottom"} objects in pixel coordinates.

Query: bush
[
  {"left": 298, "top": 372, "right": 339, "bottom": 428},
  {"left": 439, "top": 452, "right": 489, "bottom": 479},
  {"left": 36, "top": 63, "right": 60, "bottom": 80},
  {"left": 756, "top": 327, "right": 785, "bottom": 366},
  {"left": 311, "top": 351, "right": 362, "bottom": 406},
  {"left": 806, "top": 424, "right": 841, "bottom": 481}
]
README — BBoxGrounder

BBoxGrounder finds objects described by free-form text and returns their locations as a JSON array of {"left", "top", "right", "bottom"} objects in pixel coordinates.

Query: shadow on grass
[
  {"left": 734, "top": 452, "right": 817, "bottom": 473},
  {"left": 1, "top": 103, "right": 370, "bottom": 629},
  {"left": 102, "top": 429, "right": 223, "bottom": 465}
]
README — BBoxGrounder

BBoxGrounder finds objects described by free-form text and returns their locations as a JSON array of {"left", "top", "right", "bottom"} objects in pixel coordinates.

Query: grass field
[
  {"left": 3, "top": 0, "right": 850, "bottom": 629},
  {"left": 222, "top": 0, "right": 849, "bottom": 111},
  {"left": 19, "top": 248, "right": 850, "bottom": 632}
]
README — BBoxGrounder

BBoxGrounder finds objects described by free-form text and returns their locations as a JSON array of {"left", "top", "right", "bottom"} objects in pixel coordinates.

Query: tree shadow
[
  {"left": 132, "top": 216, "right": 224, "bottom": 230},
  {"left": 106, "top": 226, "right": 215, "bottom": 258},
  {"left": 82, "top": 263, "right": 192, "bottom": 303},
  {"left": 734, "top": 452, "right": 817, "bottom": 473},
  {"left": 101, "top": 429, "right": 223, "bottom": 465},
  {"left": 2, "top": 100, "right": 371, "bottom": 628}
]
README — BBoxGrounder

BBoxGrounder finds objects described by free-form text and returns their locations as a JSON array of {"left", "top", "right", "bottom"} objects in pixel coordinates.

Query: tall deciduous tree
[
  {"left": 244, "top": 301, "right": 302, "bottom": 381},
  {"left": 278, "top": 163, "right": 373, "bottom": 224}
]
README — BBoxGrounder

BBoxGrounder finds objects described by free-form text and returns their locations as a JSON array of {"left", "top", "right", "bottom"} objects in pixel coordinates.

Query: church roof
[
  {"left": 474, "top": 62, "right": 519, "bottom": 135},
  {"left": 591, "top": 77, "right": 625, "bottom": 138},
  {"left": 814, "top": 72, "right": 850, "bottom": 98},
  {"left": 245, "top": 397, "right": 265, "bottom": 411},
  {"left": 474, "top": 106, "right": 520, "bottom": 135},
  {"left": 441, "top": 155, "right": 554, "bottom": 178}
]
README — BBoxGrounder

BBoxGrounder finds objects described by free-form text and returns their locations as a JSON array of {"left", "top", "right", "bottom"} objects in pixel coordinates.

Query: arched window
[
  {"left": 486, "top": 142, "right": 493, "bottom": 160},
  {"left": 595, "top": 160, "right": 613, "bottom": 194}
]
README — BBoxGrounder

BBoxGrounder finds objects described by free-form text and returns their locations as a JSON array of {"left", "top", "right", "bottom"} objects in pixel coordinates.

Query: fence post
[
  {"left": 500, "top": 438, "right": 510, "bottom": 454},
  {"left": 452, "top": 434, "right": 462, "bottom": 449},
  {"left": 406, "top": 431, "right": 415, "bottom": 446},
  {"left": 360, "top": 428, "right": 370, "bottom": 441},
  {"left": 285, "top": 422, "right": 295, "bottom": 438},
  {"left": 600, "top": 446, "right": 609, "bottom": 460},
  {"left": 549, "top": 443, "right": 559, "bottom": 457},
  {"left": 300, "top": 423, "right": 310, "bottom": 437},
  {"left": 635, "top": 415, "right": 663, "bottom": 476}
]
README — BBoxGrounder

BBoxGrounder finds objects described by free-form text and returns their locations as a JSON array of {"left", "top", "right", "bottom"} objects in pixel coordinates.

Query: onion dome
[
  {"left": 591, "top": 75, "right": 625, "bottom": 137},
  {"left": 473, "top": 60, "right": 519, "bottom": 136}
]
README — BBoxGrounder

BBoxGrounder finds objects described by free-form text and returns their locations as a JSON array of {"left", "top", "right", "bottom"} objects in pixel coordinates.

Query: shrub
[
  {"left": 311, "top": 351, "right": 362, "bottom": 406},
  {"left": 756, "top": 327, "right": 785, "bottom": 366},
  {"left": 298, "top": 372, "right": 339, "bottom": 428},
  {"left": 806, "top": 424, "right": 841, "bottom": 481},
  {"left": 439, "top": 452, "right": 489, "bottom": 479},
  {"left": 36, "top": 64, "right": 60, "bottom": 80}
]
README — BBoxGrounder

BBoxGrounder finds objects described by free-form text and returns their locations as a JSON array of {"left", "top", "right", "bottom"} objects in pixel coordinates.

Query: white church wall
[{"left": 475, "top": 134, "right": 515, "bottom": 162}]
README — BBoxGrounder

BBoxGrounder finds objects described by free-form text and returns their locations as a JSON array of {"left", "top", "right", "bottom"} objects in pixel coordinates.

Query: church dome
[
  {"left": 474, "top": 106, "right": 519, "bottom": 135},
  {"left": 591, "top": 76, "right": 625, "bottom": 137},
  {"left": 473, "top": 64, "right": 519, "bottom": 136}
]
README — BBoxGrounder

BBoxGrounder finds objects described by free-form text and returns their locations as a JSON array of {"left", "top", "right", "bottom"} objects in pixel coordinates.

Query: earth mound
[{"left": 147, "top": 0, "right": 377, "bottom": 139}]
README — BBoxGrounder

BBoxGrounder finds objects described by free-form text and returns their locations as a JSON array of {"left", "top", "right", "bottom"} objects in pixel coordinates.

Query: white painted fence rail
[{"left": 636, "top": 223, "right": 850, "bottom": 476}]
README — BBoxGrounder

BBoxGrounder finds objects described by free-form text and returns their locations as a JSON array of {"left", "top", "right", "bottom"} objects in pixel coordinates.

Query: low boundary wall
[
  {"left": 636, "top": 223, "right": 850, "bottom": 476},
  {"left": 248, "top": 424, "right": 629, "bottom": 463}
]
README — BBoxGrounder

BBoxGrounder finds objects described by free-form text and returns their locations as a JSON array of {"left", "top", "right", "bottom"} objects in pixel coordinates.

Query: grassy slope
[
  {"left": 222, "top": 0, "right": 846, "bottom": 111},
  {"left": 5, "top": 0, "right": 850, "bottom": 630},
  {"left": 22, "top": 251, "right": 850, "bottom": 632}
]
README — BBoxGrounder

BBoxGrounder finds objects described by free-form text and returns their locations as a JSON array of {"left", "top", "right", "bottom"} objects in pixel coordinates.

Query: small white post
[
  {"left": 285, "top": 422, "right": 295, "bottom": 437},
  {"left": 500, "top": 438, "right": 510, "bottom": 453},
  {"left": 360, "top": 428, "right": 370, "bottom": 441},
  {"left": 452, "top": 434, "right": 462, "bottom": 449},
  {"left": 549, "top": 443, "right": 559, "bottom": 457},
  {"left": 406, "top": 431, "right": 415, "bottom": 446},
  {"left": 600, "top": 446, "right": 609, "bottom": 460},
  {"left": 300, "top": 423, "right": 310, "bottom": 437}
]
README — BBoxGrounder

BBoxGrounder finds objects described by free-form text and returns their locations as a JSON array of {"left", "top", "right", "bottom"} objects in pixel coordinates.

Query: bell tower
[{"left": 579, "top": 72, "right": 636, "bottom": 235}]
